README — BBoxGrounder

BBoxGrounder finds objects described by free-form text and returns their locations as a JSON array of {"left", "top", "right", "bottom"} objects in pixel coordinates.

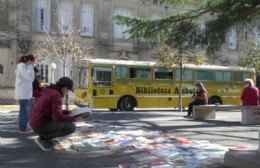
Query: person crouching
[{"left": 30, "top": 77, "right": 85, "bottom": 150}]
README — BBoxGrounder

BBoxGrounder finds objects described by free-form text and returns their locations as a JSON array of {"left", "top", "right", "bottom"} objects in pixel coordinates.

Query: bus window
[
  {"left": 93, "top": 67, "right": 112, "bottom": 86},
  {"left": 233, "top": 71, "right": 243, "bottom": 82},
  {"left": 130, "top": 67, "right": 151, "bottom": 79},
  {"left": 216, "top": 71, "right": 231, "bottom": 82},
  {"left": 115, "top": 65, "right": 128, "bottom": 78},
  {"left": 243, "top": 72, "right": 251, "bottom": 81},
  {"left": 196, "top": 70, "right": 213, "bottom": 80},
  {"left": 78, "top": 68, "right": 89, "bottom": 88},
  {"left": 154, "top": 68, "right": 173, "bottom": 79},
  {"left": 175, "top": 69, "right": 193, "bottom": 81}
]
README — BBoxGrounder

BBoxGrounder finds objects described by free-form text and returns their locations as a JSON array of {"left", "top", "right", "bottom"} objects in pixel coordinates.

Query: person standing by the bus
[
  {"left": 15, "top": 54, "right": 36, "bottom": 133},
  {"left": 240, "top": 79, "right": 259, "bottom": 106},
  {"left": 184, "top": 82, "right": 208, "bottom": 118}
]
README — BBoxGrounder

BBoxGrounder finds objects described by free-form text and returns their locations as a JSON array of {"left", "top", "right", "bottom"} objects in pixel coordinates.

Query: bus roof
[{"left": 78, "top": 58, "right": 254, "bottom": 72}]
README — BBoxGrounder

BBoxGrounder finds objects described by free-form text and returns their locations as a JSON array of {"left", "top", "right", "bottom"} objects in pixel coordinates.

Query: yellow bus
[{"left": 75, "top": 58, "right": 255, "bottom": 111}]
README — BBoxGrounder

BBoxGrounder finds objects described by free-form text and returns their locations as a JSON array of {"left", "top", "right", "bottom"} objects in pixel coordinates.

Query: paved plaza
[{"left": 0, "top": 106, "right": 259, "bottom": 168}]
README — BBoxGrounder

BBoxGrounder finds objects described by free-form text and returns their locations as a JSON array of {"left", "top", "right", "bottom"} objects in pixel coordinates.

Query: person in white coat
[{"left": 15, "top": 54, "right": 36, "bottom": 133}]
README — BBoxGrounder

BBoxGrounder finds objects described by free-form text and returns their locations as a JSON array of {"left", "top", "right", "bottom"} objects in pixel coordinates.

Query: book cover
[{"left": 69, "top": 107, "right": 92, "bottom": 118}]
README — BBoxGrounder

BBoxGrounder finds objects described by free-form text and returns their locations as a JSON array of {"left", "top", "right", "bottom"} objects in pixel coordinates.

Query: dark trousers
[
  {"left": 187, "top": 100, "right": 206, "bottom": 116},
  {"left": 33, "top": 120, "right": 75, "bottom": 140}
]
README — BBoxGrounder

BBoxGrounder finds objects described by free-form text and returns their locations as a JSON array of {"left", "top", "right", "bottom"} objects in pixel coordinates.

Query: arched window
[{"left": 0, "top": 64, "right": 3, "bottom": 74}]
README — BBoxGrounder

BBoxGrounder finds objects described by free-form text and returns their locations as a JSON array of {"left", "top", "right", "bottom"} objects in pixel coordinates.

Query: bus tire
[
  {"left": 119, "top": 96, "right": 135, "bottom": 111},
  {"left": 208, "top": 96, "right": 222, "bottom": 105}
]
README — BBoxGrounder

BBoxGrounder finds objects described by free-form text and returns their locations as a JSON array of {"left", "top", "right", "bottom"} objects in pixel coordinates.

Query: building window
[
  {"left": 17, "top": 0, "right": 30, "bottom": 23},
  {"left": 0, "top": 0, "right": 5, "bottom": 11},
  {"left": 200, "top": 20, "right": 208, "bottom": 47},
  {"left": 113, "top": 8, "right": 133, "bottom": 39},
  {"left": 229, "top": 27, "right": 237, "bottom": 50},
  {"left": 38, "top": 64, "right": 49, "bottom": 83},
  {"left": 255, "top": 27, "right": 260, "bottom": 50},
  {"left": 58, "top": 1, "right": 73, "bottom": 34},
  {"left": 34, "top": 0, "right": 51, "bottom": 32},
  {"left": 80, "top": 3, "right": 94, "bottom": 36},
  {"left": 0, "top": 64, "right": 3, "bottom": 74},
  {"left": 151, "top": 12, "right": 161, "bottom": 20},
  {"left": 148, "top": 12, "right": 162, "bottom": 44}
]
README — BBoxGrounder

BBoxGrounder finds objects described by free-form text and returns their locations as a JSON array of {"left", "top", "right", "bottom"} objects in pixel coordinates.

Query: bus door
[
  {"left": 92, "top": 66, "right": 115, "bottom": 108},
  {"left": 153, "top": 68, "right": 175, "bottom": 108},
  {"left": 75, "top": 64, "right": 91, "bottom": 107}
]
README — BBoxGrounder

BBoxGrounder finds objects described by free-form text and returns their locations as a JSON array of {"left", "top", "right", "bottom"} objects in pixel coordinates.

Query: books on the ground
[
  {"left": 69, "top": 107, "right": 92, "bottom": 118},
  {"left": 118, "top": 161, "right": 174, "bottom": 168}
]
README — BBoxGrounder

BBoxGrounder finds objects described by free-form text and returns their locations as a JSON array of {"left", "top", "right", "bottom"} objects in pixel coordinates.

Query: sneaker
[
  {"left": 35, "top": 137, "right": 54, "bottom": 151},
  {"left": 19, "top": 128, "right": 32, "bottom": 133}
]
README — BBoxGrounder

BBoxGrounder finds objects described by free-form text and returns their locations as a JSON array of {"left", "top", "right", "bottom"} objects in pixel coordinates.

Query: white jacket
[{"left": 14, "top": 63, "right": 35, "bottom": 100}]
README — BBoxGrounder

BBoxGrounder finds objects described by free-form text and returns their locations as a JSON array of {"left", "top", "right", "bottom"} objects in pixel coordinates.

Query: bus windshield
[{"left": 78, "top": 68, "right": 89, "bottom": 88}]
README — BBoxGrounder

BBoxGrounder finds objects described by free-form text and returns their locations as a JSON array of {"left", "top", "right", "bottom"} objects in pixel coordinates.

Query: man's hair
[{"left": 56, "top": 77, "right": 74, "bottom": 92}]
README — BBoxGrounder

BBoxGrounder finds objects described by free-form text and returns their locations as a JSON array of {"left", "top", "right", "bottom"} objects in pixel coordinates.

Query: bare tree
[
  {"left": 156, "top": 43, "right": 207, "bottom": 112},
  {"left": 33, "top": 1, "right": 94, "bottom": 109},
  {"left": 33, "top": 27, "right": 93, "bottom": 76}
]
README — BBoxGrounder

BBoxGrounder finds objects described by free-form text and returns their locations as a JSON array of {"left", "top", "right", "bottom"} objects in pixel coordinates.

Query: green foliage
[
  {"left": 113, "top": 0, "right": 260, "bottom": 54},
  {"left": 238, "top": 43, "right": 260, "bottom": 71}
]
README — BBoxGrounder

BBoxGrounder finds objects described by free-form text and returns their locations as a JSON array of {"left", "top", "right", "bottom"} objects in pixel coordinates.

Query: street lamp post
[{"left": 50, "top": 63, "right": 57, "bottom": 84}]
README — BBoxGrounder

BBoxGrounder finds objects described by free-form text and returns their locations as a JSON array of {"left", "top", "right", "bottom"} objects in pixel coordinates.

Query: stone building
[{"left": 0, "top": 0, "right": 259, "bottom": 104}]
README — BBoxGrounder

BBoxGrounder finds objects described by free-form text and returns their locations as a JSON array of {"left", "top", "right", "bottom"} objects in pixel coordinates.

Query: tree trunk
[
  {"left": 178, "top": 57, "right": 183, "bottom": 112},
  {"left": 63, "top": 59, "right": 69, "bottom": 110}
]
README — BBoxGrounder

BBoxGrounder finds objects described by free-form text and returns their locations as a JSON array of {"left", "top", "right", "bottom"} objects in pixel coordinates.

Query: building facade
[{"left": 0, "top": 0, "right": 259, "bottom": 103}]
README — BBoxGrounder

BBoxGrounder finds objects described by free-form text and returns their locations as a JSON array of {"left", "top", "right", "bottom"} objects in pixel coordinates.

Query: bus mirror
[{"left": 91, "top": 68, "right": 94, "bottom": 77}]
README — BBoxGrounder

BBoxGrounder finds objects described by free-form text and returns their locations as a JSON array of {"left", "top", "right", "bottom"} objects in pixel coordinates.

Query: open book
[{"left": 69, "top": 107, "right": 92, "bottom": 118}]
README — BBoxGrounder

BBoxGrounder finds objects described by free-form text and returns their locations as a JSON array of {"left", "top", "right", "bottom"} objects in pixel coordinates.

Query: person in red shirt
[
  {"left": 30, "top": 77, "right": 85, "bottom": 150},
  {"left": 240, "top": 79, "right": 259, "bottom": 106}
]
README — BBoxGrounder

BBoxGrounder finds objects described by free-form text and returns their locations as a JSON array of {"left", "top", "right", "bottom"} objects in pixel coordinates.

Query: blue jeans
[{"left": 18, "top": 99, "right": 32, "bottom": 130}]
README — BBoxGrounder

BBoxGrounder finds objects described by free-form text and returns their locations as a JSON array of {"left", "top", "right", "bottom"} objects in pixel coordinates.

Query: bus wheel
[
  {"left": 119, "top": 96, "right": 135, "bottom": 111},
  {"left": 208, "top": 96, "right": 222, "bottom": 105}
]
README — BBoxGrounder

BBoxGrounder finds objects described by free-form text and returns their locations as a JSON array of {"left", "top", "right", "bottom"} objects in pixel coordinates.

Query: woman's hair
[
  {"left": 195, "top": 82, "right": 207, "bottom": 92},
  {"left": 244, "top": 78, "right": 254, "bottom": 86},
  {"left": 18, "top": 54, "right": 36, "bottom": 63},
  {"left": 18, "top": 56, "right": 27, "bottom": 63}
]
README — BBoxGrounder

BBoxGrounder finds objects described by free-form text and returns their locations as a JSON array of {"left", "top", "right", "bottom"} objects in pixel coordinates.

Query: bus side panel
[
  {"left": 92, "top": 87, "right": 118, "bottom": 109},
  {"left": 136, "top": 97, "right": 158, "bottom": 108},
  {"left": 206, "top": 83, "right": 243, "bottom": 105}
]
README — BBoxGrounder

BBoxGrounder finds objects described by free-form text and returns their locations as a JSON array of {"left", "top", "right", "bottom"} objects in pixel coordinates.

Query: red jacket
[
  {"left": 30, "top": 87, "right": 75, "bottom": 129},
  {"left": 240, "top": 86, "right": 259, "bottom": 106}
]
